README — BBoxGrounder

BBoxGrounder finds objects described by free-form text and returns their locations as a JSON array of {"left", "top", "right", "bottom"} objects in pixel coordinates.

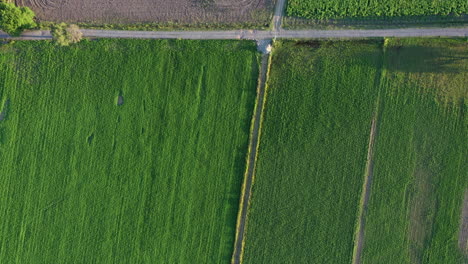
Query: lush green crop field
[
  {"left": 286, "top": 0, "right": 467, "bottom": 19},
  {"left": 0, "top": 39, "right": 259, "bottom": 263},
  {"left": 242, "top": 38, "right": 467, "bottom": 263},
  {"left": 362, "top": 38, "right": 467, "bottom": 264},
  {"left": 242, "top": 40, "right": 383, "bottom": 263}
]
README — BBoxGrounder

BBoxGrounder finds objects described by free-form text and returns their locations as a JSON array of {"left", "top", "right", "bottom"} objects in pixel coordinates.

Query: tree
[
  {"left": 0, "top": 1, "right": 36, "bottom": 36},
  {"left": 51, "top": 23, "right": 83, "bottom": 46}
]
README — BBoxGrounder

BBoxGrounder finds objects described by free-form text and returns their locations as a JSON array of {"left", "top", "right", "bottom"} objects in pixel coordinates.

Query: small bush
[
  {"left": 0, "top": 1, "right": 36, "bottom": 36},
  {"left": 51, "top": 23, "right": 83, "bottom": 46}
]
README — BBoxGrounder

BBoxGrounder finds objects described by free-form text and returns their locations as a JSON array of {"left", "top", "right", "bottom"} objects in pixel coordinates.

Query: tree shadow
[
  {"left": 296, "top": 40, "right": 468, "bottom": 74},
  {"left": 384, "top": 45, "right": 468, "bottom": 73}
]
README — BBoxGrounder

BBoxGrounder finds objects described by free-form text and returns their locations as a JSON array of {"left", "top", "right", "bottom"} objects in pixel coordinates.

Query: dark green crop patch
[{"left": 287, "top": 0, "right": 467, "bottom": 20}]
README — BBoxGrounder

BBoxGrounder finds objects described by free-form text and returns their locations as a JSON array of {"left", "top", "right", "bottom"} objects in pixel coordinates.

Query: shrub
[
  {"left": 51, "top": 23, "right": 83, "bottom": 46},
  {"left": 0, "top": 1, "right": 36, "bottom": 36}
]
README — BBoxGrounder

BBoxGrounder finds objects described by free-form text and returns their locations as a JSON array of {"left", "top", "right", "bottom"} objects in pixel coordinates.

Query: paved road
[
  {"left": 84, "top": 28, "right": 468, "bottom": 39},
  {"left": 1, "top": 27, "right": 467, "bottom": 40}
]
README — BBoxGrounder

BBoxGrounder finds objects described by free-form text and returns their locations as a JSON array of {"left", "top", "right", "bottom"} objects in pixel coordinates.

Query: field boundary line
[
  {"left": 231, "top": 51, "right": 272, "bottom": 264},
  {"left": 352, "top": 98, "right": 380, "bottom": 264}
]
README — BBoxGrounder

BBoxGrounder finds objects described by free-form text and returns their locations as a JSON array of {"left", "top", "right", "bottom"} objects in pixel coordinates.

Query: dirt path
[
  {"left": 459, "top": 190, "right": 468, "bottom": 254},
  {"left": 272, "top": 0, "right": 287, "bottom": 31},
  {"left": 230, "top": 2, "right": 281, "bottom": 262},
  {"left": 1, "top": 28, "right": 467, "bottom": 40},
  {"left": 352, "top": 115, "right": 378, "bottom": 264},
  {"left": 231, "top": 53, "right": 270, "bottom": 264}
]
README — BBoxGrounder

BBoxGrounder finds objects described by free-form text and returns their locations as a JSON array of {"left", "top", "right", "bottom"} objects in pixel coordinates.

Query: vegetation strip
[{"left": 352, "top": 113, "right": 379, "bottom": 264}]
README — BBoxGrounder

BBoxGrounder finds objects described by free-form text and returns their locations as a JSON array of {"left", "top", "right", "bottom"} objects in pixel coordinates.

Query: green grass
[
  {"left": 287, "top": 0, "right": 467, "bottom": 20},
  {"left": 362, "top": 38, "right": 467, "bottom": 264},
  {"left": 242, "top": 40, "right": 383, "bottom": 263},
  {"left": 0, "top": 39, "right": 259, "bottom": 263}
]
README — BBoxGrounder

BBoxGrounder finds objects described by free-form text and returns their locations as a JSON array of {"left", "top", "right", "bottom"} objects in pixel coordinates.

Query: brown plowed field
[{"left": 18, "top": 0, "right": 273, "bottom": 25}]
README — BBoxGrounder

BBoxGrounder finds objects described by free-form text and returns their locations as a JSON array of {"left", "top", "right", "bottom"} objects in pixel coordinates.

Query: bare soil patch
[
  {"left": 459, "top": 190, "right": 468, "bottom": 254},
  {"left": 19, "top": 0, "right": 273, "bottom": 25}
]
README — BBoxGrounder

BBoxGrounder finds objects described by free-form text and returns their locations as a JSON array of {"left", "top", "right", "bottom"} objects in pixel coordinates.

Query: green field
[
  {"left": 242, "top": 40, "right": 383, "bottom": 263},
  {"left": 0, "top": 39, "right": 259, "bottom": 263},
  {"left": 286, "top": 0, "right": 467, "bottom": 19},
  {"left": 242, "top": 39, "right": 467, "bottom": 263},
  {"left": 362, "top": 38, "right": 467, "bottom": 264}
]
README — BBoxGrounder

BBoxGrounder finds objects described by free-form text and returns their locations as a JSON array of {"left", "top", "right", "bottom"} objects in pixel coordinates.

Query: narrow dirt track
[
  {"left": 231, "top": 2, "right": 281, "bottom": 263},
  {"left": 272, "top": 0, "right": 287, "bottom": 31},
  {"left": 352, "top": 116, "right": 378, "bottom": 264},
  {"left": 231, "top": 52, "right": 270, "bottom": 264},
  {"left": 1, "top": 28, "right": 467, "bottom": 40}
]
